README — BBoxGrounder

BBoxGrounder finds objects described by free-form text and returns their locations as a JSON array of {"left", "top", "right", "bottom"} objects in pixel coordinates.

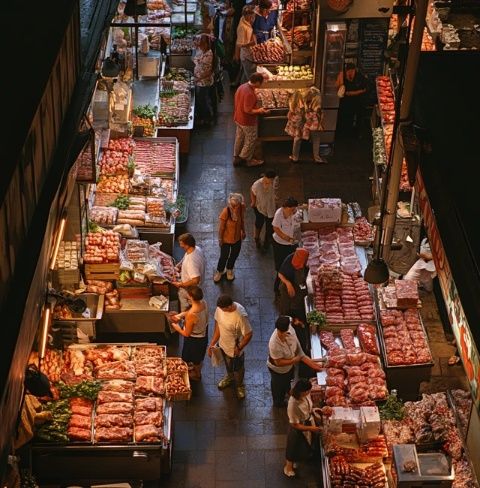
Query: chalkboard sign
[{"left": 359, "top": 18, "right": 389, "bottom": 103}]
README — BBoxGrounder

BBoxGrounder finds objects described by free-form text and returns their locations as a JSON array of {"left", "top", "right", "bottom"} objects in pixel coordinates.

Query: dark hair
[
  {"left": 259, "top": 0, "right": 272, "bottom": 9},
  {"left": 178, "top": 233, "right": 196, "bottom": 247},
  {"left": 282, "top": 196, "right": 298, "bottom": 208},
  {"left": 217, "top": 294, "right": 233, "bottom": 308},
  {"left": 275, "top": 315, "right": 291, "bottom": 332},
  {"left": 264, "top": 170, "right": 277, "bottom": 179},
  {"left": 249, "top": 73, "right": 265, "bottom": 85},
  {"left": 345, "top": 62, "right": 356, "bottom": 71},
  {"left": 187, "top": 285, "right": 204, "bottom": 301},
  {"left": 290, "top": 378, "right": 312, "bottom": 400},
  {"left": 242, "top": 5, "right": 255, "bottom": 16}
]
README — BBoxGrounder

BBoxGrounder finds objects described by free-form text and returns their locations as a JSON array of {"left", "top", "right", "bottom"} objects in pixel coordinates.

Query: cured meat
[
  {"left": 134, "top": 411, "right": 163, "bottom": 426},
  {"left": 134, "top": 424, "right": 163, "bottom": 443},
  {"left": 101, "top": 380, "right": 135, "bottom": 394},
  {"left": 71, "top": 405, "right": 93, "bottom": 416},
  {"left": 320, "top": 330, "right": 337, "bottom": 350},
  {"left": 95, "top": 360, "right": 136, "bottom": 381},
  {"left": 134, "top": 345, "right": 166, "bottom": 361},
  {"left": 134, "top": 362, "right": 166, "bottom": 377},
  {"left": 95, "top": 414, "right": 134, "bottom": 428},
  {"left": 133, "top": 140, "right": 176, "bottom": 175},
  {"left": 69, "top": 414, "right": 92, "bottom": 429},
  {"left": 135, "top": 397, "right": 163, "bottom": 412},
  {"left": 97, "top": 391, "right": 134, "bottom": 404},
  {"left": 340, "top": 329, "right": 355, "bottom": 349},
  {"left": 70, "top": 397, "right": 93, "bottom": 408},
  {"left": 95, "top": 426, "right": 133, "bottom": 442},
  {"left": 394, "top": 279, "right": 419, "bottom": 308},
  {"left": 96, "top": 402, "right": 134, "bottom": 415},
  {"left": 135, "top": 376, "right": 165, "bottom": 396},
  {"left": 68, "top": 427, "right": 92, "bottom": 441}
]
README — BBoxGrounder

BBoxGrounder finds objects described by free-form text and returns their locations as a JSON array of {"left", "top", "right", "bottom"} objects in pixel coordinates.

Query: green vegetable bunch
[
  {"left": 133, "top": 104, "right": 157, "bottom": 119},
  {"left": 36, "top": 399, "right": 71, "bottom": 443},
  {"left": 57, "top": 380, "right": 102, "bottom": 401},
  {"left": 173, "top": 26, "right": 199, "bottom": 39},
  {"left": 166, "top": 194, "right": 187, "bottom": 221},
  {"left": 306, "top": 310, "right": 326, "bottom": 326},
  {"left": 380, "top": 393, "right": 406, "bottom": 420},
  {"left": 110, "top": 194, "right": 131, "bottom": 210}
]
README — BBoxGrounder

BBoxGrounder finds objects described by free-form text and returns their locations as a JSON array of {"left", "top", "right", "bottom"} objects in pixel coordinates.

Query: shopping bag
[{"left": 210, "top": 346, "right": 224, "bottom": 367}]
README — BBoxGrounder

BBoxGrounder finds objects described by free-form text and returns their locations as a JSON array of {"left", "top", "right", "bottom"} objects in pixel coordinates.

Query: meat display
[
  {"left": 394, "top": 279, "right": 419, "bottom": 308},
  {"left": 96, "top": 402, "right": 134, "bottom": 415},
  {"left": 135, "top": 424, "right": 164, "bottom": 443},
  {"left": 158, "top": 91, "right": 191, "bottom": 127},
  {"left": 379, "top": 309, "right": 432, "bottom": 366},
  {"left": 340, "top": 329, "right": 356, "bottom": 349},
  {"left": 449, "top": 389, "right": 472, "bottom": 439},
  {"left": 117, "top": 209, "right": 145, "bottom": 226},
  {"left": 90, "top": 206, "right": 118, "bottom": 226},
  {"left": 353, "top": 217, "right": 374, "bottom": 244},
  {"left": 283, "top": 26, "right": 311, "bottom": 49},
  {"left": 133, "top": 139, "right": 176, "bottom": 175},
  {"left": 166, "top": 373, "right": 190, "bottom": 398},
  {"left": 107, "top": 138, "right": 135, "bottom": 154},
  {"left": 135, "top": 397, "right": 163, "bottom": 412},
  {"left": 95, "top": 360, "right": 136, "bottom": 381},
  {"left": 99, "top": 150, "right": 132, "bottom": 176},
  {"left": 357, "top": 324, "right": 380, "bottom": 355},
  {"left": 134, "top": 410, "right": 163, "bottom": 427},
  {"left": 166, "top": 358, "right": 189, "bottom": 373},
  {"left": 96, "top": 175, "right": 130, "bottom": 194},
  {"left": 95, "top": 414, "right": 133, "bottom": 428},
  {"left": 135, "top": 376, "right": 165, "bottom": 396},
  {"left": 324, "top": 435, "right": 388, "bottom": 461},
  {"left": 251, "top": 38, "right": 285, "bottom": 63},
  {"left": 97, "top": 391, "right": 134, "bottom": 404},
  {"left": 84, "top": 231, "right": 120, "bottom": 264},
  {"left": 125, "top": 239, "right": 150, "bottom": 262},
  {"left": 329, "top": 456, "right": 387, "bottom": 488},
  {"left": 68, "top": 427, "right": 92, "bottom": 441},
  {"left": 256, "top": 88, "right": 292, "bottom": 109},
  {"left": 95, "top": 426, "right": 133, "bottom": 443}
]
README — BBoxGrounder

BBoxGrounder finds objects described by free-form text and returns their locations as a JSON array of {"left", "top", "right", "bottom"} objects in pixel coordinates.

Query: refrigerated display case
[{"left": 319, "top": 21, "right": 347, "bottom": 144}]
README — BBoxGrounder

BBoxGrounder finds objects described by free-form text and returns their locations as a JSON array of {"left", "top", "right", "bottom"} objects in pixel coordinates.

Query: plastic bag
[{"left": 210, "top": 346, "right": 224, "bottom": 367}]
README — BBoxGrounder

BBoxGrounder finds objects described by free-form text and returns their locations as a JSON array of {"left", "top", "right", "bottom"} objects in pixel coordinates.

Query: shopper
[
  {"left": 285, "top": 90, "right": 305, "bottom": 162},
  {"left": 336, "top": 62, "right": 367, "bottom": 135},
  {"left": 253, "top": 0, "right": 278, "bottom": 44},
  {"left": 233, "top": 72, "right": 269, "bottom": 167},
  {"left": 284, "top": 378, "right": 322, "bottom": 478},
  {"left": 193, "top": 34, "right": 215, "bottom": 126},
  {"left": 268, "top": 316, "right": 323, "bottom": 407},
  {"left": 208, "top": 294, "right": 253, "bottom": 399},
  {"left": 236, "top": 6, "right": 257, "bottom": 83},
  {"left": 169, "top": 286, "right": 209, "bottom": 381},
  {"left": 214, "top": 193, "right": 246, "bottom": 282},
  {"left": 277, "top": 248, "right": 309, "bottom": 317},
  {"left": 272, "top": 197, "right": 300, "bottom": 291},
  {"left": 250, "top": 170, "right": 278, "bottom": 249},
  {"left": 173, "top": 233, "right": 206, "bottom": 311}
]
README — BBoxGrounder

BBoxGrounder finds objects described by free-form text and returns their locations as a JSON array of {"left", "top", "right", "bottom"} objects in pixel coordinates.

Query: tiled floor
[{"left": 162, "top": 86, "right": 467, "bottom": 488}]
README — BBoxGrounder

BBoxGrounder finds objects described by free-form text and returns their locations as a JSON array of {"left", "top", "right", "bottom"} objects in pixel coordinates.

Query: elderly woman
[
  {"left": 193, "top": 34, "right": 214, "bottom": 126},
  {"left": 236, "top": 6, "right": 257, "bottom": 82},
  {"left": 170, "top": 286, "right": 209, "bottom": 381},
  {"left": 214, "top": 193, "right": 246, "bottom": 282},
  {"left": 253, "top": 0, "right": 278, "bottom": 44},
  {"left": 267, "top": 316, "right": 323, "bottom": 407}
]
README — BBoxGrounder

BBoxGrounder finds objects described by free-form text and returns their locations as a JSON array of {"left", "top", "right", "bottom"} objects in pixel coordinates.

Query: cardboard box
[
  {"left": 328, "top": 407, "right": 360, "bottom": 434},
  {"left": 308, "top": 198, "right": 342, "bottom": 223},
  {"left": 358, "top": 406, "right": 381, "bottom": 441}
]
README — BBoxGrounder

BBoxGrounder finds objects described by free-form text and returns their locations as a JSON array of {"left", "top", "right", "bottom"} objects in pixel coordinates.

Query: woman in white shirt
[
  {"left": 272, "top": 196, "right": 299, "bottom": 292},
  {"left": 284, "top": 378, "right": 322, "bottom": 478},
  {"left": 250, "top": 170, "right": 278, "bottom": 249}
]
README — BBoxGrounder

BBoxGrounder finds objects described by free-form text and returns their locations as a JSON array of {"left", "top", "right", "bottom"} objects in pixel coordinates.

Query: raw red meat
[
  {"left": 134, "top": 411, "right": 163, "bottom": 426},
  {"left": 71, "top": 405, "right": 93, "bottom": 416},
  {"left": 70, "top": 414, "right": 92, "bottom": 429},
  {"left": 96, "top": 402, "right": 134, "bottom": 415},
  {"left": 68, "top": 427, "right": 91, "bottom": 441},
  {"left": 340, "top": 329, "right": 356, "bottom": 349},
  {"left": 134, "top": 424, "right": 163, "bottom": 443},
  {"left": 97, "top": 391, "right": 134, "bottom": 404},
  {"left": 95, "top": 360, "right": 136, "bottom": 381},
  {"left": 95, "top": 426, "right": 133, "bottom": 442},
  {"left": 135, "top": 397, "right": 163, "bottom": 412},
  {"left": 135, "top": 376, "right": 165, "bottom": 396},
  {"left": 95, "top": 414, "right": 133, "bottom": 428}
]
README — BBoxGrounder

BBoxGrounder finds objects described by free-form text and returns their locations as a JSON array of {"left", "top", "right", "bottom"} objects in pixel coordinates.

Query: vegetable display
[
  {"left": 57, "top": 380, "right": 103, "bottom": 402},
  {"left": 379, "top": 392, "right": 405, "bottom": 420}
]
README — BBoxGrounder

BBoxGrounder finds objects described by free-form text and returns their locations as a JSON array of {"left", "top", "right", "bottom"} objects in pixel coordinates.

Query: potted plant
[{"left": 306, "top": 310, "right": 326, "bottom": 334}]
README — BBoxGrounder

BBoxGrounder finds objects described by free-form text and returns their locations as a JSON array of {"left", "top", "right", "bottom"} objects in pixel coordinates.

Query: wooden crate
[
  {"left": 85, "top": 262, "right": 120, "bottom": 280},
  {"left": 56, "top": 268, "right": 80, "bottom": 285}
]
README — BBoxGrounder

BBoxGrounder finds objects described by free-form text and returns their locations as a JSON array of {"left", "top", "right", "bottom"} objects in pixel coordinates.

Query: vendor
[
  {"left": 193, "top": 34, "right": 215, "bottom": 126},
  {"left": 404, "top": 238, "right": 436, "bottom": 292},
  {"left": 253, "top": 0, "right": 278, "bottom": 44},
  {"left": 267, "top": 316, "right": 323, "bottom": 407},
  {"left": 277, "top": 248, "right": 309, "bottom": 318},
  {"left": 236, "top": 6, "right": 257, "bottom": 82},
  {"left": 284, "top": 378, "right": 322, "bottom": 478}
]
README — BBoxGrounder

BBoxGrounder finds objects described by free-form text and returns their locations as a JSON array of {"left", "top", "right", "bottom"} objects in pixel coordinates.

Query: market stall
[{"left": 28, "top": 344, "right": 191, "bottom": 484}]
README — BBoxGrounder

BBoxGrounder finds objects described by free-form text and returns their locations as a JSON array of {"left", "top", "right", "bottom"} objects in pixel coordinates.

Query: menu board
[{"left": 359, "top": 19, "right": 388, "bottom": 77}]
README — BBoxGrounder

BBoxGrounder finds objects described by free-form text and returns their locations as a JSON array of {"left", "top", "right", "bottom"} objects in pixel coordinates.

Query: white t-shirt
[
  {"left": 214, "top": 302, "right": 252, "bottom": 357},
  {"left": 251, "top": 177, "right": 278, "bottom": 218},
  {"left": 272, "top": 207, "right": 296, "bottom": 245},
  {"left": 180, "top": 246, "right": 205, "bottom": 285},
  {"left": 267, "top": 325, "right": 305, "bottom": 374},
  {"left": 287, "top": 394, "right": 313, "bottom": 424}
]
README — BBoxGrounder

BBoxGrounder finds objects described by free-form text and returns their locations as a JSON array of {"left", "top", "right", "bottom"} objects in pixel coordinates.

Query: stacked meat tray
[
  {"left": 92, "top": 135, "right": 178, "bottom": 229},
  {"left": 31, "top": 344, "right": 191, "bottom": 482}
]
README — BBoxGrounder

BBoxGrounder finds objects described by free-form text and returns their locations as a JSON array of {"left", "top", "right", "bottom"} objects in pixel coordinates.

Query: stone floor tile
[
  {"left": 215, "top": 450, "right": 247, "bottom": 480},
  {"left": 247, "top": 434, "right": 287, "bottom": 450},
  {"left": 214, "top": 435, "right": 247, "bottom": 451},
  {"left": 184, "top": 462, "right": 216, "bottom": 488}
]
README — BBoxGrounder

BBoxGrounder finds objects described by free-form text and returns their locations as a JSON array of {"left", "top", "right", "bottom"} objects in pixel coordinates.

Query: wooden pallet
[{"left": 84, "top": 262, "right": 119, "bottom": 280}]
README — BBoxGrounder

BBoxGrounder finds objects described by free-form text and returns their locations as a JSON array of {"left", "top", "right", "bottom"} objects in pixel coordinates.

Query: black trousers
[
  {"left": 272, "top": 240, "right": 297, "bottom": 291},
  {"left": 268, "top": 367, "right": 294, "bottom": 407},
  {"left": 253, "top": 207, "right": 273, "bottom": 243},
  {"left": 217, "top": 240, "right": 242, "bottom": 271}
]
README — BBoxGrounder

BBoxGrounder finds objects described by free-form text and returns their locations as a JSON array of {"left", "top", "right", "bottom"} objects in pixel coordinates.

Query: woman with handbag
[
  {"left": 284, "top": 378, "right": 322, "bottom": 478},
  {"left": 169, "top": 286, "right": 209, "bottom": 381},
  {"left": 214, "top": 193, "right": 246, "bottom": 283}
]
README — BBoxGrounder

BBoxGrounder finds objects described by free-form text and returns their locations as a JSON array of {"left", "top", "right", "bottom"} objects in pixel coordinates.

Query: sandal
[
  {"left": 283, "top": 466, "right": 296, "bottom": 478},
  {"left": 288, "top": 155, "right": 299, "bottom": 163}
]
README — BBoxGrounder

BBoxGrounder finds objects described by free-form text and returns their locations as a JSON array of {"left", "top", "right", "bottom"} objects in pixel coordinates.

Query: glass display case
[{"left": 321, "top": 22, "right": 347, "bottom": 110}]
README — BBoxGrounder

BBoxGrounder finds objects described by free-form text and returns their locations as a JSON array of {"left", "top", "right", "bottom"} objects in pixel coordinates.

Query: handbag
[
  {"left": 210, "top": 345, "right": 224, "bottom": 367},
  {"left": 337, "top": 84, "right": 346, "bottom": 98}
]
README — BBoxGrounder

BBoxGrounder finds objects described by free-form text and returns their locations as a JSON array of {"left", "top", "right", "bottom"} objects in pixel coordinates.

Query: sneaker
[
  {"left": 236, "top": 385, "right": 246, "bottom": 399},
  {"left": 214, "top": 270, "right": 223, "bottom": 283},
  {"left": 283, "top": 466, "right": 295, "bottom": 478},
  {"left": 226, "top": 269, "right": 235, "bottom": 281},
  {"left": 246, "top": 159, "right": 264, "bottom": 167},
  {"left": 217, "top": 375, "right": 234, "bottom": 389}
]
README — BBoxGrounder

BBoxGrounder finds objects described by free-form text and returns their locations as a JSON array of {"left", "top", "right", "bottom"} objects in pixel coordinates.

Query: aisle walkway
[{"left": 163, "top": 89, "right": 374, "bottom": 488}]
